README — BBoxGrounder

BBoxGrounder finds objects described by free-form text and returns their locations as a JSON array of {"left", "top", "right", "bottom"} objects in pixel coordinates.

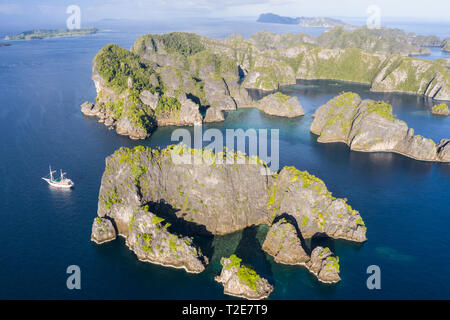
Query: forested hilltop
[{"left": 81, "top": 30, "right": 450, "bottom": 139}]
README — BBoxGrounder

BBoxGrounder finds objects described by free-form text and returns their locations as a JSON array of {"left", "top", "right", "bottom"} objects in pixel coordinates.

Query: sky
[{"left": 0, "top": 0, "right": 449, "bottom": 29}]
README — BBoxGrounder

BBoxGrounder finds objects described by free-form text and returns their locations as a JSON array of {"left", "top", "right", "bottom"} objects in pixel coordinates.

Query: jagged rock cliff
[
  {"left": 262, "top": 218, "right": 310, "bottom": 265},
  {"left": 437, "top": 140, "right": 450, "bottom": 162},
  {"left": 91, "top": 145, "right": 366, "bottom": 289},
  {"left": 307, "top": 247, "right": 341, "bottom": 283},
  {"left": 311, "top": 92, "right": 450, "bottom": 162},
  {"left": 261, "top": 218, "right": 341, "bottom": 283},
  {"left": 93, "top": 145, "right": 366, "bottom": 241},
  {"left": 82, "top": 31, "right": 449, "bottom": 140},
  {"left": 91, "top": 217, "right": 116, "bottom": 244},
  {"left": 126, "top": 206, "right": 207, "bottom": 273},
  {"left": 215, "top": 255, "right": 273, "bottom": 299},
  {"left": 246, "top": 92, "right": 304, "bottom": 117}
]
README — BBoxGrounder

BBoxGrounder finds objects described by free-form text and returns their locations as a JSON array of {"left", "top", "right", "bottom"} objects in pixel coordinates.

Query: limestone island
[
  {"left": 257, "top": 13, "right": 350, "bottom": 28},
  {"left": 215, "top": 255, "right": 273, "bottom": 300},
  {"left": 262, "top": 218, "right": 341, "bottom": 283},
  {"left": 81, "top": 32, "right": 306, "bottom": 139},
  {"left": 90, "top": 145, "right": 367, "bottom": 297},
  {"left": 4, "top": 27, "right": 98, "bottom": 40},
  {"left": 82, "top": 31, "right": 450, "bottom": 140},
  {"left": 311, "top": 92, "right": 450, "bottom": 162},
  {"left": 431, "top": 103, "right": 450, "bottom": 116}
]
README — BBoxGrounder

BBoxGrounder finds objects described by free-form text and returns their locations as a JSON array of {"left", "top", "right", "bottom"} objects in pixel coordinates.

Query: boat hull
[{"left": 42, "top": 178, "right": 74, "bottom": 189}]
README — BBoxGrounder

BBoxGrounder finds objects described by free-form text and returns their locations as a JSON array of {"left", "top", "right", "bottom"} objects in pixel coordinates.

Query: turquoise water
[{"left": 0, "top": 21, "right": 449, "bottom": 299}]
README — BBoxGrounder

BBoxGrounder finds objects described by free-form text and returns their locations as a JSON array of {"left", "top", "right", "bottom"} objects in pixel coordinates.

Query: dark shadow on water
[
  {"left": 309, "top": 235, "right": 336, "bottom": 253},
  {"left": 234, "top": 226, "right": 274, "bottom": 284},
  {"left": 144, "top": 201, "right": 214, "bottom": 259},
  {"left": 247, "top": 88, "right": 277, "bottom": 101},
  {"left": 273, "top": 213, "right": 310, "bottom": 254}
]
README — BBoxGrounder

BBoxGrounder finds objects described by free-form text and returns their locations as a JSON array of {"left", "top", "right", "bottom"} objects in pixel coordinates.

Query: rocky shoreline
[
  {"left": 82, "top": 32, "right": 449, "bottom": 140},
  {"left": 81, "top": 36, "right": 307, "bottom": 139},
  {"left": 262, "top": 219, "right": 341, "bottom": 283},
  {"left": 90, "top": 145, "right": 367, "bottom": 298},
  {"left": 311, "top": 92, "right": 450, "bottom": 162}
]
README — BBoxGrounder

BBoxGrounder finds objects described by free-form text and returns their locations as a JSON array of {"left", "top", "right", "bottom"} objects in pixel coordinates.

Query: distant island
[
  {"left": 257, "top": 13, "right": 350, "bottom": 28},
  {"left": 4, "top": 27, "right": 98, "bottom": 40},
  {"left": 311, "top": 92, "right": 450, "bottom": 162}
]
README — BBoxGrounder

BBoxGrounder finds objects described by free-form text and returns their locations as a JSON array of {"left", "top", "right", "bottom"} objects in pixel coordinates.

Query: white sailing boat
[{"left": 42, "top": 166, "right": 74, "bottom": 189}]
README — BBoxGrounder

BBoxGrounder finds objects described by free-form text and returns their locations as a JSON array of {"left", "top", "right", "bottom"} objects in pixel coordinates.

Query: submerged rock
[
  {"left": 311, "top": 92, "right": 450, "bottom": 162},
  {"left": 91, "top": 217, "right": 116, "bottom": 244},
  {"left": 215, "top": 255, "right": 273, "bottom": 300}
]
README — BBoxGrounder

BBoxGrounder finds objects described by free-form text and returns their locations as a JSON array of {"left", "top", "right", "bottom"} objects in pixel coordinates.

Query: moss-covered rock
[
  {"left": 431, "top": 103, "right": 449, "bottom": 116},
  {"left": 215, "top": 254, "right": 273, "bottom": 299},
  {"left": 253, "top": 92, "right": 305, "bottom": 117},
  {"left": 125, "top": 206, "right": 207, "bottom": 273},
  {"left": 95, "top": 145, "right": 367, "bottom": 241},
  {"left": 311, "top": 92, "right": 449, "bottom": 162},
  {"left": 307, "top": 246, "right": 341, "bottom": 283},
  {"left": 91, "top": 217, "right": 116, "bottom": 244},
  {"left": 262, "top": 218, "right": 309, "bottom": 265}
]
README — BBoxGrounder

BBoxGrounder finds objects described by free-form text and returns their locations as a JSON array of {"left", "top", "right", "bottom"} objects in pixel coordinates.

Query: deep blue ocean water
[{"left": 0, "top": 20, "right": 449, "bottom": 299}]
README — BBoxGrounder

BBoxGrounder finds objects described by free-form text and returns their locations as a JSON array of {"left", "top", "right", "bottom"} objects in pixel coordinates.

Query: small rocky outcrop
[
  {"left": 204, "top": 106, "right": 225, "bottom": 122},
  {"left": 262, "top": 219, "right": 341, "bottom": 283},
  {"left": 253, "top": 92, "right": 304, "bottom": 117},
  {"left": 126, "top": 206, "right": 207, "bottom": 273},
  {"left": 92, "top": 204, "right": 206, "bottom": 273},
  {"left": 311, "top": 92, "right": 450, "bottom": 162},
  {"left": 262, "top": 218, "right": 309, "bottom": 265},
  {"left": 431, "top": 103, "right": 450, "bottom": 116},
  {"left": 215, "top": 255, "right": 273, "bottom": 300},
  {"left": 91, "top": 217, "right": 116, "bottom": 244},
  {"left": 306, "top": 247, "right": 341, "bottom": 283}
]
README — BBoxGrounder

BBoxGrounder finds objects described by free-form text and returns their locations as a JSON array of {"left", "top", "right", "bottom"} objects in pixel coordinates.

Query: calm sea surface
[{"left": 0, "top": 20, "right": 449, "bottom": 299}]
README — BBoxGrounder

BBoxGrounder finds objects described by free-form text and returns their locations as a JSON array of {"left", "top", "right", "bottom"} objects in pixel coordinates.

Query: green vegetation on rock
[
  {"left": 95, "top": 44, "right": 161, "bottom": 95},
  {"left": 366, "top": 100, "right": 396, "bottom": 122},
  {"left": 102, "top": 187, "right": 120, "bottom": 209},
  {"left": 221, "top": 254, "right": 261, "bottom": 291},
  {"left": 432, "top": 103, "right": 449, "bottom": 113}
]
